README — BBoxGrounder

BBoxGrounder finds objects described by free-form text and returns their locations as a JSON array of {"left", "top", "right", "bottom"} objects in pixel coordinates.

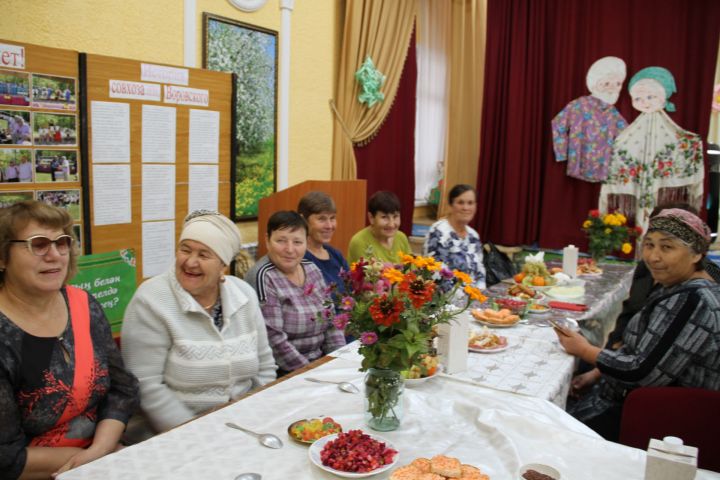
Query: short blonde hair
[{"left": 0, "top": 201, "right": 78, "bottom": 286}]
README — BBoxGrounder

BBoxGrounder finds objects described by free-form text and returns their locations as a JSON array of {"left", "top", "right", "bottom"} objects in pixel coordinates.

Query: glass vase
[{"left": 364, "top": 368, "right": 404, "bottom": 431}]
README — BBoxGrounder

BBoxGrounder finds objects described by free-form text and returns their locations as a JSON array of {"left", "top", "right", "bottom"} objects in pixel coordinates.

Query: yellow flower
[
  {"left": 453, "top": 270, "right": 473, "bottom": 285},
  {"left": 464, "top": 285, "right": 487, "bottom": 303},
  {"left": 616, "top": 213, "right": 627, "bottom": 224},
  {"left": 399, "top": 253, "right": 415, "bottom": 265},
  {"left": 622, "top": 242, "right": 633, "bottom": 254},
  {"left": 382, "top": 267, "right": 405, "bottom": 284},
  {"left": 582, "top": 220, "right": 592, "bottom": 229},
  {"left": 350, "top": 262, "right": 358, "bottom": 271},
  {"left": 605, "top": 228, "right": 612, "bottom": 234},
  {"left": 414, "top": 255, "right": 442, "bottom": 271}
]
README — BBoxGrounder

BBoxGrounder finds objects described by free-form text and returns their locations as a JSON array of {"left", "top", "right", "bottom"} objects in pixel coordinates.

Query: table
[
  {"left": 332, "top": 329, "right": 575, "bottom": 409},
  {"left": 486, "top": 262, "right": 635, "bottom": 346},
  {"left": 58, "top": 355, "right": 719, "bottom": 480}
]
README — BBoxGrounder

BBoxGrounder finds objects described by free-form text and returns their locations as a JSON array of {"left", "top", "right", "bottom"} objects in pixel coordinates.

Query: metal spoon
[
  {"left": 225, "top": 422, "right": 284, "bottom": 449},
  {"left": 234, "top": 474, "right": 261, "bottom": 480},
  {"left": 304, "top": 377, "right": 360, "bottom": 394}
]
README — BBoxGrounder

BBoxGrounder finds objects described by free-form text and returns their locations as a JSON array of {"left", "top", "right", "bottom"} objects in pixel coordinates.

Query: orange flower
[
  {"left": 399, "top": 272, "right": 436, "bottom": 308},
  {"left": 414, "top": 256, "right": 442, "bottom": 271},
  {"left": 399, "top": 253, "right": 416, "bottom": 265},
  {"left": 382, "top": 268, "right": 405, "bottom": 284},
  {"left": 453, "top": 270, "right": 473, "bottom": 285},
  {"left": 463, "top": 285, "right": 486, "bottom": 303},
  {"left": 368, "top": 294, "right": 404, "bottom": 327}
]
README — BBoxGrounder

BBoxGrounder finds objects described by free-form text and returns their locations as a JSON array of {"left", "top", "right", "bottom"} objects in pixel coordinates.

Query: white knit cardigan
[{"left": 121, "top": 269, "right": 277, "bottom": 433}]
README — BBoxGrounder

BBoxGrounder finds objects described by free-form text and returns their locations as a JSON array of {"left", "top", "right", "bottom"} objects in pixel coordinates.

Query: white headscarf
[
  {"left": 179, "top": 210, "right": 242, "bottom": 265},
  {"left": 586, "top": 56, "right": 627, "bottom": 92}
]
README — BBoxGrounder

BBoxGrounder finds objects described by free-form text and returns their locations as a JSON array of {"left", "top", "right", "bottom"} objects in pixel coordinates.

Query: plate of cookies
[{"left": 390, "top": 455, "right": 490, "bottom": 479}]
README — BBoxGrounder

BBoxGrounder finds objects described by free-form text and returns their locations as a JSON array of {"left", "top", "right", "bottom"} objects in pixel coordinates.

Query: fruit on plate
[
  {"left": 513, "top": 272, "right": 526, "bottom": 283},
  {"left": 402, "top": 354, "right": 439, "bottom": 380},
  {"left": 494, "top": 297, "right": 528, "bottom": 315},
  {"left": 520, "top": 257, "right": 556, "bottom": 287},
  {"left": 289, "top": 417, "right": 342, "bottom": 443},
  {"left": 471, "top": 308, "right": 520, "bottom": 325},
  {"left": 320, "top": 430, "right": 397, "bottom": 473}
]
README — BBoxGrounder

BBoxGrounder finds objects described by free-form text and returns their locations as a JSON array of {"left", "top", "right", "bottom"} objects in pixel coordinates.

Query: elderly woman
[
  {"left": 424, "top": 184, "right": 486, "bottom": 288},
  {"left": 297, "top": 191, "right": 349, "bottom": 293},
  {"left": 0, "top": 201, "right": 138, "bottom": 478},
  {"left": 121, "top": 210, "right": 276, "bottom": 438},
  {"left": 247, "top": 211, "right": 345, "bottom": 375},
  {"left": 555, "top": 208, "right": 720, "bottom": 440}
]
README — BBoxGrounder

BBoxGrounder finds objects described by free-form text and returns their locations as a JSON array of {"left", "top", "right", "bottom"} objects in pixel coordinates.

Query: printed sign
[
  {"left": 0, "top": 43, "right": 25, "bottom": 69},
  {"left": 69, "top": 249, "right": 137, "bottom": 334},
  {"left": 141, "top": 63, "right": 189, "bottom": 86},
  {"left": 109, "top": 80, "right": 161, "bottom": 101},
  {"left": 164, "top": 85, "right": 209, "bottom": 107}
]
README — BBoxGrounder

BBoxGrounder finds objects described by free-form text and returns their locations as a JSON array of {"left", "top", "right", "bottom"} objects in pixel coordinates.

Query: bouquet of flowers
[
  {"left": 582, "top": 209, "right": 641, "bottom": 261},
  {"left": 325, "top": 252, "right": 485, "bottom": 431}
]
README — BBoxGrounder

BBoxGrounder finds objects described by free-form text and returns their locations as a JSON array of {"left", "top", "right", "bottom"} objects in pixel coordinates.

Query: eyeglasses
[{"left": 10, "top": 235, "right": 74, "bottom": 256}]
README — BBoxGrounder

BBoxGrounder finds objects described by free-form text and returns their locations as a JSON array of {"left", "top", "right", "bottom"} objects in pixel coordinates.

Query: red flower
[
  {"left": 589, "top": 209, "right": 600, "bottom": 218},
  {"left": 369, "top": 294, "right": 404, "bottom": 327},
  {"left": 634, "top": 226, "right": 644, "bottom": 235},
  {"left": 399, "top": 272, "right": 436, "bottom": 308}
]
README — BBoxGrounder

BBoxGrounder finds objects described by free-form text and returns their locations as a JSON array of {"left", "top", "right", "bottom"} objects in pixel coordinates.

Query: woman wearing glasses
[{"left": 0, "top": 201, "right": 139, "bottom": 478}]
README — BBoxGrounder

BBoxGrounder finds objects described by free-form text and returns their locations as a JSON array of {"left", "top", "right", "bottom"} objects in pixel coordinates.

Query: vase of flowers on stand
[{"left": 325, "top": 253, "right": 485, "bottom": 432}]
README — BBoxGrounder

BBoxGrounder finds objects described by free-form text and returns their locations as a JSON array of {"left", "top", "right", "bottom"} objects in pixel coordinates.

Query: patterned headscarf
[
  {"left": 647, "top": 208, "right": 711, "bottom": 254},
  {"left": 628, "top": 66, "right": 677, "bottom": 112}
]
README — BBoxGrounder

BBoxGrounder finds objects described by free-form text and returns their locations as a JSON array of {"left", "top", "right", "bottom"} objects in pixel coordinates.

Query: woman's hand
[
  {"left": 570, "top": 368, "right": 601, "bottom": 398},
  {"left": 52, "top": 444, "right": 120, "bottom": 477},
  {"left": 554, "top": 325, "right": 601, "bottom": 364}
]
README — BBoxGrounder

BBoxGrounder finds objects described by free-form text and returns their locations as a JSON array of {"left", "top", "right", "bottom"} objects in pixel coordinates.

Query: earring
[{"left": 220, "top": 275, "right": 226, "bottom": 283}]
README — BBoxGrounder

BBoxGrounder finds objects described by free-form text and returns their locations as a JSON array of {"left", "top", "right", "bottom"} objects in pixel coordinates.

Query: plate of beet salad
[{"left": 309, "top": 429, "right": 398, "bottom": 478}]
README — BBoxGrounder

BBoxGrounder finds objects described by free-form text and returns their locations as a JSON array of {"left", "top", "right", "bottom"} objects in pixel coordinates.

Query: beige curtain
[
  {"left": 331, "top": 0, "right": 417, "bottom": 180},
  {"left": 438, "top": 0, "right": 487, "bottom": 217}
]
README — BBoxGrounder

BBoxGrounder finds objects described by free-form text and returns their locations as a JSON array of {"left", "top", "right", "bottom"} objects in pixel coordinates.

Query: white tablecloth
[
  {"left": 332, "top": 327, "right": 575, "bottom": 409},
  {"left": 58, "top": 357, "right": 719, "bottom": 480}
]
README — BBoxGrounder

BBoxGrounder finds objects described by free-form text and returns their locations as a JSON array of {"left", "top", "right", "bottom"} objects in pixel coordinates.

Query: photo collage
[{"left": 0, "top": 67, "right": 83, "bottom": 249}]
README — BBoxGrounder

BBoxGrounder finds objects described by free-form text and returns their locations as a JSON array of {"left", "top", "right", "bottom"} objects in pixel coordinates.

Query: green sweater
[{"left": 347, "top": 227, "right": 410, "bottom": 264}]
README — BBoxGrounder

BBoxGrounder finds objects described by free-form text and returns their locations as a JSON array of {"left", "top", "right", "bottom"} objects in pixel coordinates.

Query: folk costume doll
[
  {"left": 552, "top": 56, "right": 628, "bottom": 182},
  {"left": 599, "top": 67, "right": 704, "bottom": 233}
]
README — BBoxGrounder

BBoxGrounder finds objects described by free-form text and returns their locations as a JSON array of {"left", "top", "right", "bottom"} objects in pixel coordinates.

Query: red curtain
[
  {"left": 474, "top": 0, "right": 720, "bottom": 250},
  {"left": 354, "top": 29, "right": 417, "bottom": 237}
]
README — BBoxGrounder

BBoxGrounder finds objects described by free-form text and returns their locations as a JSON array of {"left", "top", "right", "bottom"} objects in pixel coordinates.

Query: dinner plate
[
  {"left": 469, "top": 338, "right": 509, "bottom": 354},
  {"left": 403, "top": 364, "right": 443, "bottom": 387},
  {"left": 308, "top": 433, "right": 398, "bottom": 478},
  {"left": 545, "top": 287, "right": 585, "bottom": 301},
  {"left": 474, "top": 318, "right": 520, "bottom": 328},
  {"left": 527, "top": 305, "right": 551, "bottom": 315}
]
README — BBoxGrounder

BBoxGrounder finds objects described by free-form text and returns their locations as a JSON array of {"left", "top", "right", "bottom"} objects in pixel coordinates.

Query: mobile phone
[{"left": 549, "top": 318, "right": 570, "bottom": 335}]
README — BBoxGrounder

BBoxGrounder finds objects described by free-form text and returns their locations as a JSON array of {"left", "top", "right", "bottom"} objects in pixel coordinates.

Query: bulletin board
[
  {"left": 0, "top": 39, "right": 84, "bottom": 249},
  {"left": 82, "top": 53, "right": 234, "bottom": 284}
]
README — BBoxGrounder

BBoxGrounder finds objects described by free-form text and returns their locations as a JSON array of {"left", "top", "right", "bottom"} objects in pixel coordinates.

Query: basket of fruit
[{"left": 514, "top": 252, "right": 557, "bottom": 290}]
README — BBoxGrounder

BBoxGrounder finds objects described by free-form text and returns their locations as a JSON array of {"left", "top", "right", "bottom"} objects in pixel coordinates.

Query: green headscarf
[{"left": 628, "top": 66, "right": 677, "bottom": 112}]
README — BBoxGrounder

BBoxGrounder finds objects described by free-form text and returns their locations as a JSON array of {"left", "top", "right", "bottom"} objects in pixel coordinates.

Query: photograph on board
[
  {"left": 0, "top": 191, "right": 34, "bottom": 208},
  {"left": 31, "top": 74, "right": 77, "bottom": 111},
  {"left": 0, "top": 149, "right": 33, "bottom": 183},
  {"left": 36, "top": 189, "right": 81, "bottom": 221},
  {"left": 35, "top": 150, "right": 79, "bottom": 182},
  {"left": 72, "top": 224, "right": 82, "bottom": 254},
  {"left": 0, "top": 69, "right": 30, "bottom": 107},
  {"left": 0, "top": 110, "right": 31, "bottom": 145},
  {"left": 33, "top": 112, "right": 77, "bottom": 146}
]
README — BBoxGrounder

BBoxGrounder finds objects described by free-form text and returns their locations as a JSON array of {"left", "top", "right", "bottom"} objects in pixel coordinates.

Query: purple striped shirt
[{"left": 256, "top": 260, "right": 346, "bottom": 372}]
